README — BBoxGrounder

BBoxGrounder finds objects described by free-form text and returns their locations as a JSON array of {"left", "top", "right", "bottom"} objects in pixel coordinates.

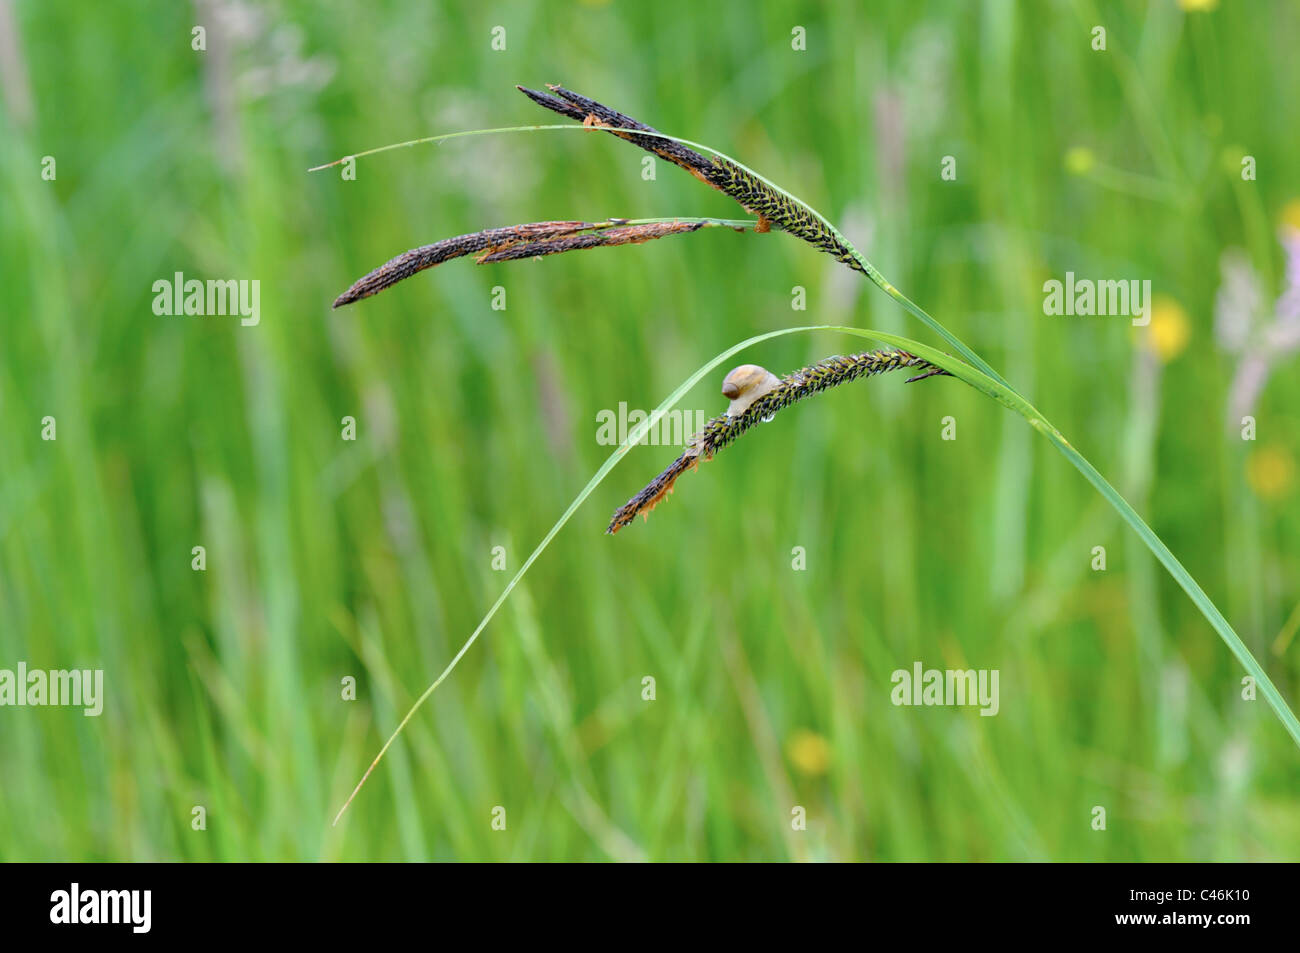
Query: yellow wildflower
[
  {"left": 786, "top": 730, "right": 831, "bottom": 777},
  {"left": 1247, "top": 446, "right": 1295, "bottom": 502},
  {"left": 1146, "top": 295, "right": 1191, "bottom": 362}
]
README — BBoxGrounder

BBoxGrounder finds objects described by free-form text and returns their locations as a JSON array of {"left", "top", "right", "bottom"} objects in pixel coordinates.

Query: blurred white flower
[
  {"left": 1212, "top": 248, "right": 1261, "bottom": 353},
  {"left": 193, "top": 0, "right": 335, "bottom": 104},
  {"left": 1213, "top": 227, "right": 1300, "bottom": 426}
]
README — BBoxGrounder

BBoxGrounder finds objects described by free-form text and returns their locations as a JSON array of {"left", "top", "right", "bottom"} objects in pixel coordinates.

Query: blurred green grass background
[{"left": 2, "top": 0, "right": 1299, "bottom": 861}]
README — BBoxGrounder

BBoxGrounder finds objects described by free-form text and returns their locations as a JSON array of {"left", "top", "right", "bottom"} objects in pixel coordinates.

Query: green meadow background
[{"left": 2, "top": 0, "right": 1298, "bottom": 861}]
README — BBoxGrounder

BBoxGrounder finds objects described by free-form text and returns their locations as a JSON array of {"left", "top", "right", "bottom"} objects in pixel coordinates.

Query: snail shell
[{"left": 721, "top": 364, "right": 782, "bottom": 417}]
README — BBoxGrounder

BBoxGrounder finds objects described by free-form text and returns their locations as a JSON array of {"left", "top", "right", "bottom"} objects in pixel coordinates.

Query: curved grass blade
[
  {"left": 332, "top": 323, "right": 1300, "bottom": 825},
  {"left": 332, "top": 325, "right": 817, "bottom": 825},
  {"left": 819, "top": 329, "right": 1300, "bottom": 756}
]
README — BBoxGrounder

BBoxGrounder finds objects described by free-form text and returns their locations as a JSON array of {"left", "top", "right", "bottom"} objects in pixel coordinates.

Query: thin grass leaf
[
  {"left": 331, "top": 325, "right": 816, "bottom": 825},
  {"left": 332, "top": 321, "right": 1300, "bottom": 825}
]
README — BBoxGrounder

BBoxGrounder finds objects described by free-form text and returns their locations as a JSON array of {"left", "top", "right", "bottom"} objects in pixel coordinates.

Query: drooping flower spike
[
  {"left": 333, "top": 218, "right": 731, "bottom": 308},
  {"left": 607, "top": 349, "right": 951, "bottom": 533},
  {"left": 518, "top": 84, "right": 868, "bottom": 266},
  {"left": 333, "top": 84, "right": 887, "bottom": 307}
]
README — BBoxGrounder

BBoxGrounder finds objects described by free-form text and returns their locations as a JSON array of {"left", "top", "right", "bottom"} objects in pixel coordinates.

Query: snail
[{"left": 721, "top": 364, "right": 782, "bottom": 418}]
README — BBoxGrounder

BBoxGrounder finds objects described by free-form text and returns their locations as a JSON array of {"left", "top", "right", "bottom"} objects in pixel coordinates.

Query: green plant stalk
[{"left": 320, "top": 124, "right": 1300, "bottom": 826}]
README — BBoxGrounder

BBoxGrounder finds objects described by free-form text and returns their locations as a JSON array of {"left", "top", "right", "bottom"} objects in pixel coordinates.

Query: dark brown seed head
[
  {"left": 333, "top": 221, "right": 593, "bottom": 307},
  {"left": 607, "top": 349, "right": 951, "bottom": 533}
]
